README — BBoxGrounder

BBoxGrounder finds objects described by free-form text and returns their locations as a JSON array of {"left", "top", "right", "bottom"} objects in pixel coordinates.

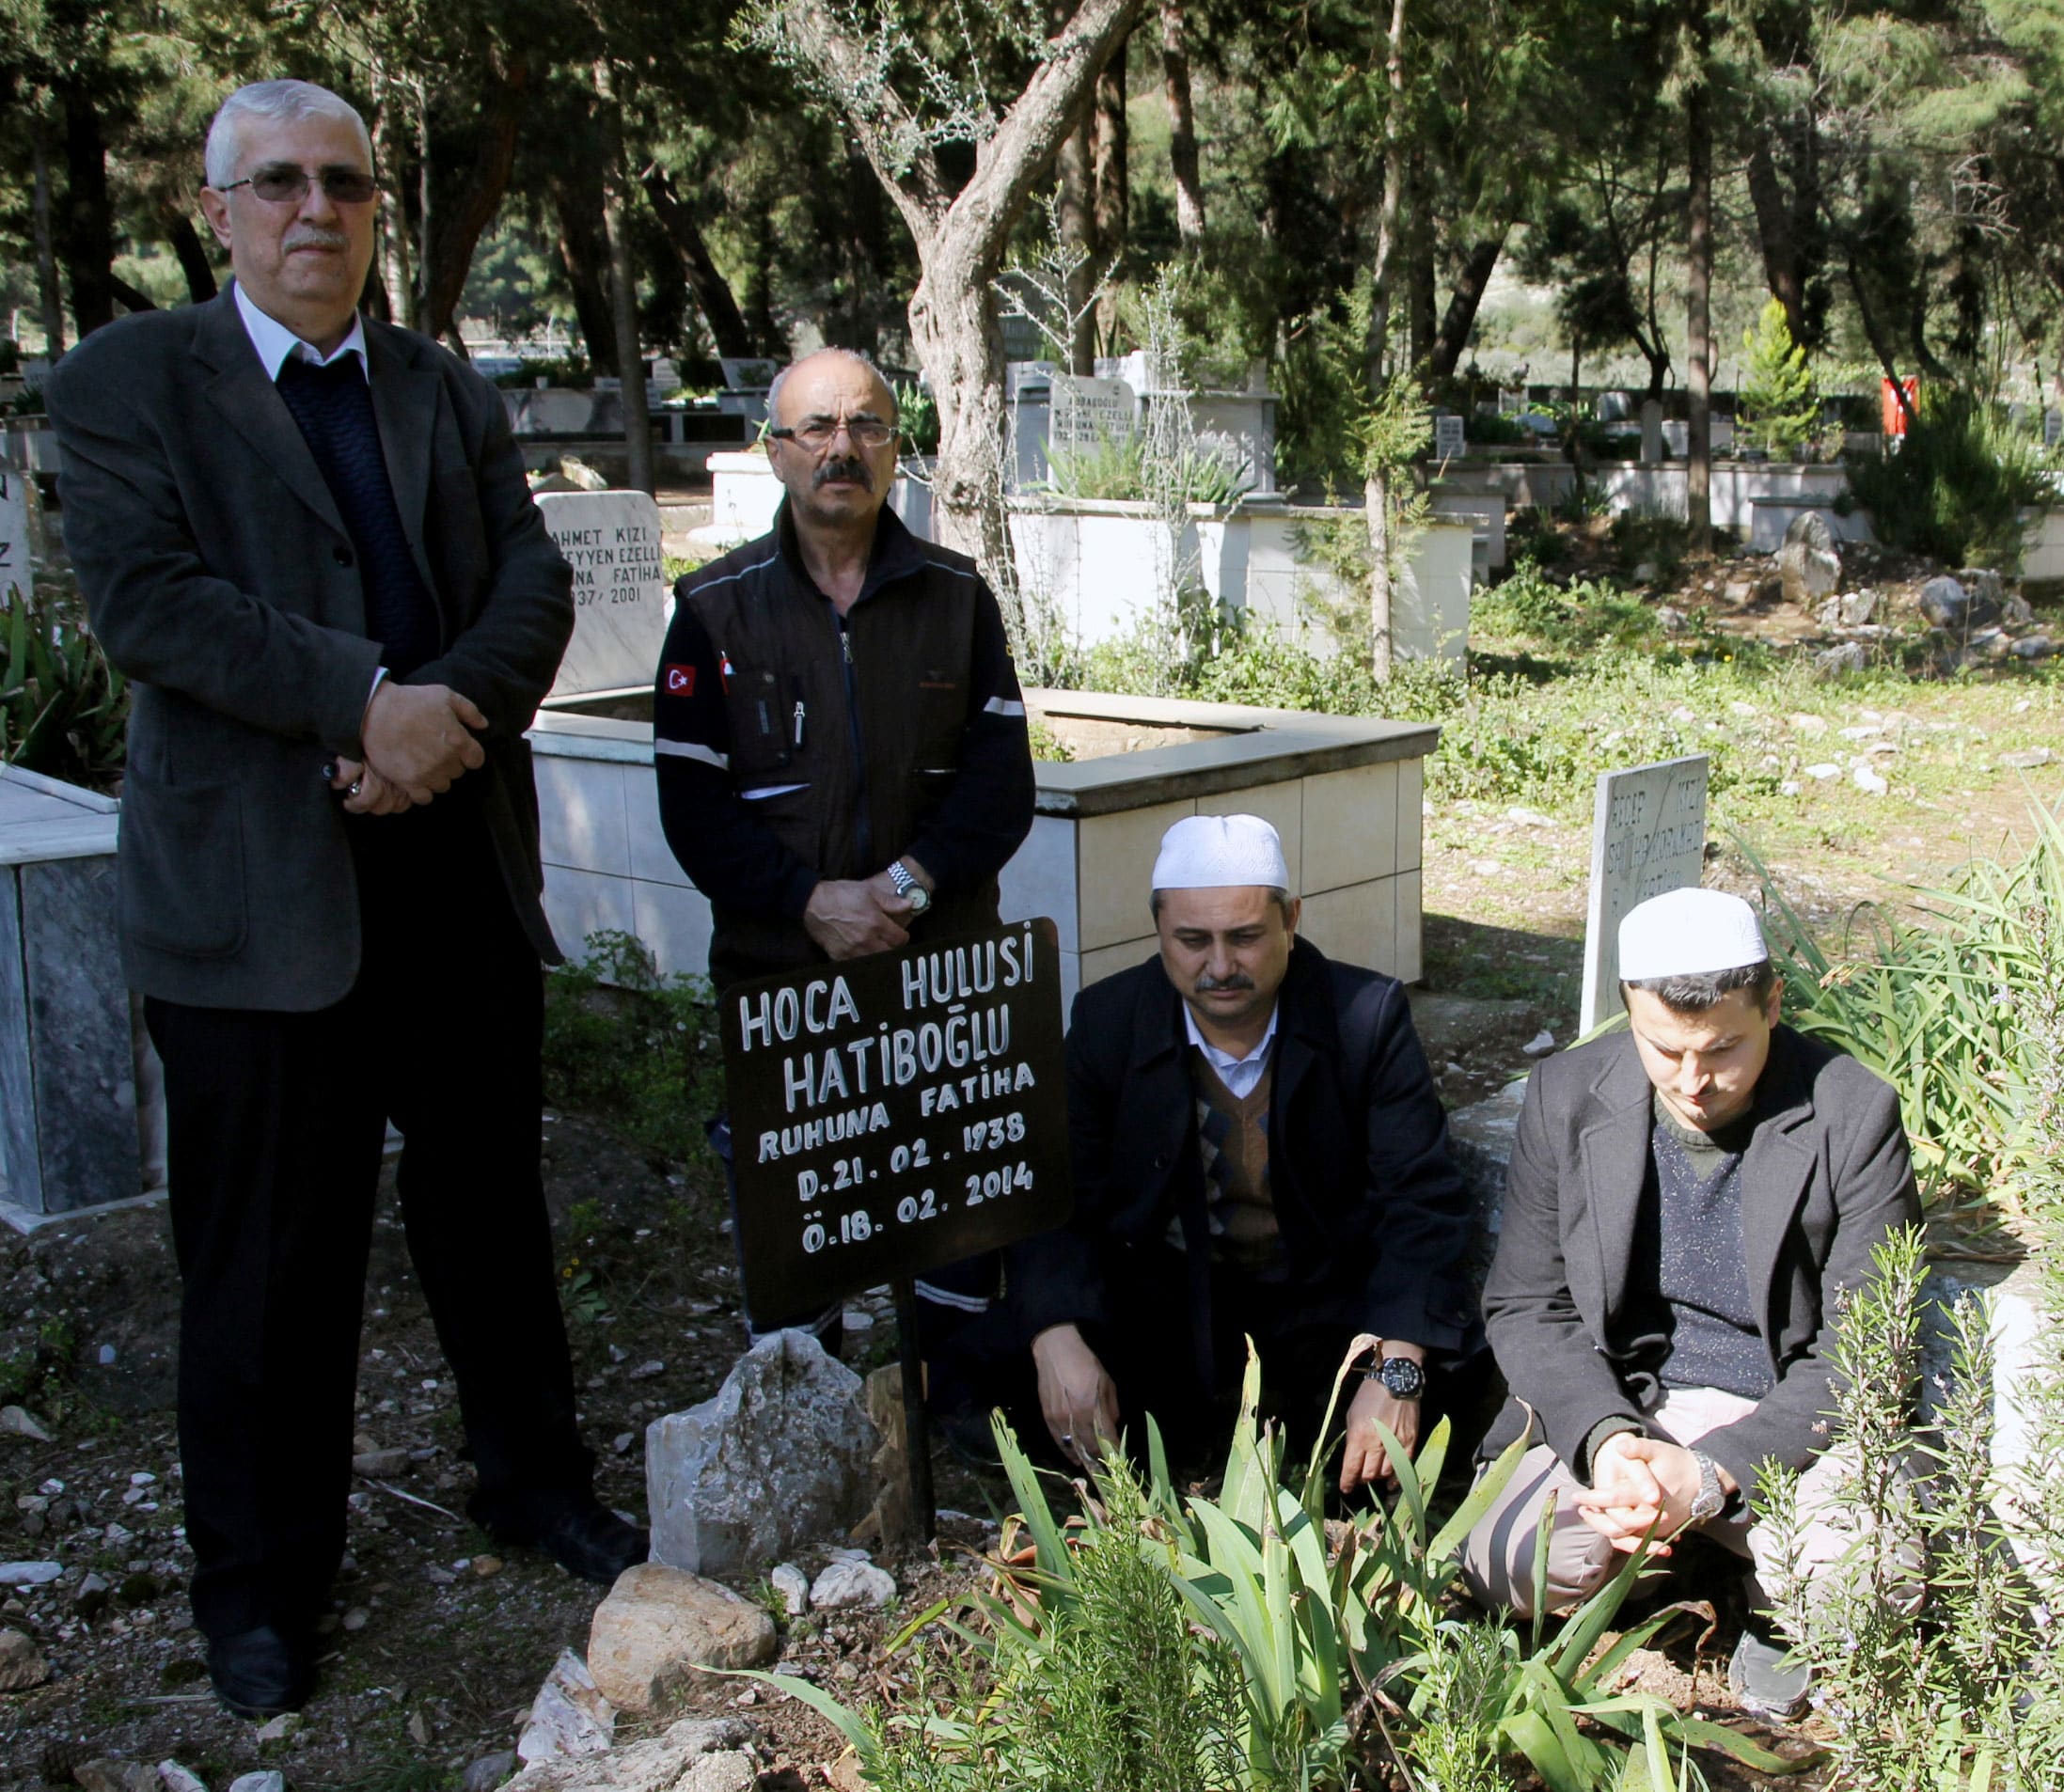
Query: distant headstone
[
  {"left": 1597, "top": 391, "right": 1631, "bottom": 423},
  {"left": 650, "top": 358, "right": 682, "bottom": 392},
  {"left": 1499, "top": 387, "right": 1528, "bottom": 416},
  {"left": 1710, "top": 413, "right": 1736, "bottom": 452},
  {"left": 718, "top": 357, "right": 780, "bottom": 391},
  {"left": 0, "top": 462, "right": 31, "bottom": 605},
  {"left": 1434, "top": 415, "right": 1465, "bottom": 460},
  {"left": 1580, "top": 756, "right": 1710, "bottom": 1034},
  {"left": 2045, "top": 409, "right": 2062, "bottom": 448},
  {"left": 537, "top": 490, "right": 669, "bottom": 697},
  {"left": 1639, "top": 400, "right": 1664, "bottom": 464},
  {"left": 1048, "top": 374, "right": 1137, "bottom": 453},
  {"left": 1662, "top": 419, "right": 1690, "bottom": 459}
]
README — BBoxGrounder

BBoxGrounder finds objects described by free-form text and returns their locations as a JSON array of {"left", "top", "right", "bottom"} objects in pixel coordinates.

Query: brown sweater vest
[{"left": 1174, "top": 1046, "right": 1281, "bottom": 1272}]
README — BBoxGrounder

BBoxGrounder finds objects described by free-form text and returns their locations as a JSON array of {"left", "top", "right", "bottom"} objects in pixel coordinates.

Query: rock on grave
[
  {"left": 586, "top": 1564, "right": 777, "bottom": 1716},
  {"left": 503, "top": 1717, "right": 754, "bottom": 1792},
  {"left": 0, "top": 1562, "right": 61, "bottom": 1587},
  {"left": 156, "top": 1767, "right": 208, "bottom": 1792},
  {"left": 1777, "top": 510, "right": 1840, "bottom": 608},
  {"left": 1814, "top": 641, "right": 1868, "bottom": 679},
  {"left": 810, "top": 1557, "right": 896, "bottom": 1611},
  {"left": 1918, "top": 574, "right": 2000, "bottom": 633},
  {"left": 516, "top": 1649, "right": 615, "bottom": 1767},
  {"left": 76, "top": 1767, "right": 159, "bottom": 1792},
  {"left": 461, "top": 1754, "right": 516, "bottom": 1792},
  {"left": 0, "top": 1627, "right": 47, "bottom": 1690},
  {"left": 647, "top": 1330, "right": 879, "bottom": 1579},
  {"left": 224, "top": 1778, "right": 284, "bottom": 1792},
  {"left": 769, "top": 1563, "right": 810, "bottom": 1617}
]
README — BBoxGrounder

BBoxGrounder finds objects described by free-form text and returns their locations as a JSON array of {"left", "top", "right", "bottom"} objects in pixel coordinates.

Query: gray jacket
[
  {"left": 46, "top": 287, "right": 572, "bottom": 1010},
  {"left": 1481, "top": 1023, "right": 1919, "bottom": 1505}
]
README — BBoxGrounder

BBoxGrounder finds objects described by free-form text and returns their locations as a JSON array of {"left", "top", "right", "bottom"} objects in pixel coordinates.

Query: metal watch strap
[{"left": 1689, "top": 1449, "right": 1725, "bottom": 1523}]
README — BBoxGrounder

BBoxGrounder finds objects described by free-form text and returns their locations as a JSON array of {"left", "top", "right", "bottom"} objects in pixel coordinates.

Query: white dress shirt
[
  {"left": 1182, "top": 999, "right": 1280, "bottom": 1101},
  {"left": 234, "top": 282, "right": 369, "bottom": 381}
]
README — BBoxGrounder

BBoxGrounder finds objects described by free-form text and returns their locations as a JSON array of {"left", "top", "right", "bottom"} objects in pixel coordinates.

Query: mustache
[
  {"left": 284, "top": 227, "right": 351, "bottom": 252},
  {"left": 1194, "top": 972, "right": 1256, "bottom": 994},
  {"left": 814, "top": 454, "right": 873, "bottom": 491}
]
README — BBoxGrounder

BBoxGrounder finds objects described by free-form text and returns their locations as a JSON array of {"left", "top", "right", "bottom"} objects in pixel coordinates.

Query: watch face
[
  {"left": 906, "top": 883, "right": 931, "bottom": 914},
  {"left": 1379, "top": 1357, "right": 1426, "bottom": 1399}
]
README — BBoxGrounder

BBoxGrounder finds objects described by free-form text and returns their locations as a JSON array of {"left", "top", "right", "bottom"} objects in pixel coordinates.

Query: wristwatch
[
  {"left": 886, "top": 860, "right": 931, "bottom": 916},
  {"left": 1363, "top": 1355, "right": 1426, "bottom": 1400},
  {"left": 1688, "top": 1449, "right": 1726, "bottom": 1523}
]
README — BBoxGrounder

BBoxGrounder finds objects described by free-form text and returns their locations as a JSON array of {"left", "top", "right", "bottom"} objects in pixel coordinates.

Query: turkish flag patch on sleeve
[{"left": 663, "top": 663, "right": 697, "bottom": 697}]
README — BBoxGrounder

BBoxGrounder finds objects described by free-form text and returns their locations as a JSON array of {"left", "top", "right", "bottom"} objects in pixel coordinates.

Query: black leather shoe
[
  {"left": 206, "top": 1623, "right": 315, "bottom": 1719},
  {"left": 527, "top": 1501, "right": 649, "bottom": 1586}
]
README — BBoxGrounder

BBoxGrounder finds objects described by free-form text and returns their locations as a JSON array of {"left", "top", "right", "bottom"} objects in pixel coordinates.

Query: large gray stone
[
  {"left": 503, "top": 1718, "right": 754, "bottom": 1792},
  {"left": 586, "top": 1564, "right": 776, "bottom": 1716},
  {"left": 647, "top": 1330, "right": 879, "bottom": 1579},
  {"left": 1778, "top": 510, "right": 1841, "bottom": 607},
  {"left": 517, "top": 1650, "right": 615, "bottom": 1768},
  {"left": 1918, "top": 574, "right": 1999, "bottom": 633},
  {"left": 1446, "top": 1079, "right": 1527, "bottom": 1291},
  {"left": 0, "top": 1627, "right": 48, "bottom": 1690}
]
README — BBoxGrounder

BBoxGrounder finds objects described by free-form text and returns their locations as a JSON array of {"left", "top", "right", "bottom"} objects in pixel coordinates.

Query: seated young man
[
  {"left": 1007, "top": 814, "right": 1482, "bottom": 1494},
  {"left": 1460, "top": 886, "right": 1919, "bottom": 1720}
]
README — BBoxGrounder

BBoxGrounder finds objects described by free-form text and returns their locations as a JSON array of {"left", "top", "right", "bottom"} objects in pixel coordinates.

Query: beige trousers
[{"left": 1459, "top": 1386, "right": 1871, "bottom": 1618}]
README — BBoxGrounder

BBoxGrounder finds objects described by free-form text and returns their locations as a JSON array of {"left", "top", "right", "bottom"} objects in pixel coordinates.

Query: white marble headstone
[
  {"left": 1048, "top": 375, "right": 1137, "bottom": 452},
  {"left": 0, "top": 462, "right": 32, "bottom": 605},
  {"left": 1579, "top": 754, "right": 1710, "bottom": 1034},
  {"left": 538, "top": 491, "right": 669, "bottom": 698},
  {"left": 1434, "top": 415, "right": 1465, "bottom": 460},
  {"left": 2046, "top": 409, "right": 2062, "bottom": 449}
]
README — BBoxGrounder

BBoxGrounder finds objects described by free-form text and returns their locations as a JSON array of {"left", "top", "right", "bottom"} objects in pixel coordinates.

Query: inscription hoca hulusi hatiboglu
[{"left": 736, "top": 929, "right": 1042, "bottom": 1152}]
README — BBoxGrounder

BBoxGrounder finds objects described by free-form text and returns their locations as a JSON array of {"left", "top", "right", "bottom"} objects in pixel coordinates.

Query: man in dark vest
[
  {"left": 653, "top": 348, "right": 1036, "bottom": 1345},
  {"left": 46, "top": 79, "right": 642, "bottom": 1720},
  {"left": 1460, "top": 886, "right": 1919, "bottom": 1721},
  {"left": 1010, "top": 814, "right": 1482, "bottom": 1492}
]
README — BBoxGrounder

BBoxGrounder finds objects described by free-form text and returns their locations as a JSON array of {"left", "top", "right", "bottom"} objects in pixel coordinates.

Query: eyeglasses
[
  {"left": 218, "top": 165, "right": 381, "bottom": 205},
  {"left": 767, "top": 417, "right": 897, "bottom": 451}
]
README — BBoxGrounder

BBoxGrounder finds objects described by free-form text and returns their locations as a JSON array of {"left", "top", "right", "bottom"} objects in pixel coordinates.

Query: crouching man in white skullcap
[
  {"left": 1006, "top": 814, "right": 1484, "bottom": 1496},
  {"left": 1459, "top": 886, "right": 1920, "bottom": 1721}
]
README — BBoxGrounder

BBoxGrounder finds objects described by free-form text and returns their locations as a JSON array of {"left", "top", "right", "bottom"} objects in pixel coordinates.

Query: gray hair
[
  {"left": 1151, "top": 887, "right": 1295, "bottom": 921},
  {"left": 1622, "top": 959, "right": 1778, "bottom": 1014},
  {"left": 205, "top": 81, "right": 372, "bottom": 187},
  {"left": 766, "top": 349, "right": 898, "bottom": 431}
]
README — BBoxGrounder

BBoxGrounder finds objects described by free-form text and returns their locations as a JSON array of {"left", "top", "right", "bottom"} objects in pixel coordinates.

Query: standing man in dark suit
[
  {"left": 1010, "top": 814, "right": 1482, "bottom": 1492},
  {"left": 46, "top": 79, "right": 643, "bottom": 1721},
  {"left": 1460, "top": 887, "right": 1919, "bottom": 1721}
]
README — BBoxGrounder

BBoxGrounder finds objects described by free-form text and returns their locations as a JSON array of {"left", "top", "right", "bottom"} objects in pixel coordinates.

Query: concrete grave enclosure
[{"left": 528, "top": 688, "right": 1433, "bottom": 1015}]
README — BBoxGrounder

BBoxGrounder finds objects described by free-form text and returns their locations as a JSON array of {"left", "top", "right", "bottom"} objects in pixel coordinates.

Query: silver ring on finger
[{"left": 348, "top": 779, "right": 363, "bottom": 796}]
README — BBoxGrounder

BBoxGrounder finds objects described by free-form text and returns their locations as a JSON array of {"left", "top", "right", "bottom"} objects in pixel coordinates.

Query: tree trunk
[
  {"left": 372, "top": 77, "right": 417, "bottom": 330},
  {"left": 1364, "top": 474, "right": 1393, "bottom": 681},
  {"left": 1848, "top": 252, "right": 1915, "bottom": 431},
  {"left": 1408, "top": 160, "right": 1436, "bottom": 376},
  {"left": 59, "top": 85, "right": 116, "bottom": 338},
  {"left": 550, "top": 181, "right": 616, "bottom": 370},
  {"left": 165, "top": 213, "right": 217, "bottom": 305},
  {"left": 911, "top": 255, "right": 1010, "bottom": 578},
  {"left": 31, "top": 125, "right": 65, "bottom": 355},
  {"left": 1367, "top": 0, "right": 1408, "bottom": 385},
  {"left": 1094, "top": 32, "right": 1129, "bottom": 339},
  {"left": 419, "top": 57, "right": 529, "bottom": 347},
  {"left": 642, "top": 165, "right": 756, "bottom": 358},
  {"left": 1685, "top": 11, "right": 1712, "bottom": 555},
  {"left": 1429, "top": 230, "right": 1506, "bottom": 381},
  {"left": 1745, "top": 130, "right": 1804, "bottom": 344},
  {"left": 1161, "top": 0, "right": 1205, "bottom": 244},
  {"left": 415, "top": 102, "right": 435, "bottom": 340},
  {"left": 594, "top": 58, "right": 654, "bottom": 497},
  {"left": 1056, "top": 116, "right": 1098, "bottom": 372}
]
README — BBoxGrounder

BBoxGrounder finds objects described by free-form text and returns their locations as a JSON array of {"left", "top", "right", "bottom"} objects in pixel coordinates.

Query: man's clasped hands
[
  {"left": 329, "top": 681, "right": 488, "bottom": 814},
  {"left": 1572, "top": 1431, "right": 1735, "bottom": 1554}
]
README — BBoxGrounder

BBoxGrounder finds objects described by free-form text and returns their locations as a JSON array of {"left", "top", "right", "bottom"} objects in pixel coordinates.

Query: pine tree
[{"left": 1738, "top": 295, "right": 1820, "bottom": 460}]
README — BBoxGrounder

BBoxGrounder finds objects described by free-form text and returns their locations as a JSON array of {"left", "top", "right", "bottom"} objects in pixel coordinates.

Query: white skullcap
[
  {"left": 1618, "top": 887, "right": 1769, "bottom": 982},
  {"left": 1152, "top": 814, "right": 1289, "bottom": 891}
]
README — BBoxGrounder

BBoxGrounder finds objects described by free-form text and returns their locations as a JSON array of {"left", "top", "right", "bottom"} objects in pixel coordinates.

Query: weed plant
[
  {"left": 1746, "top": 798, "right": 2064, "bottom": 1214},
  {"left": 760, "top": 1349, "right": 1789, "bottom": 1791},
  {"left": 1847, "top": 388, "right": 2048, "bottom": 569},
  {"left": 1758, "top": 1226, "right": 2064, "bottom": 1791},
  {"left": 539, "top": 929, "right": 722, "bottom": 1169},
  {"left": 1, "top": 579, "right": 129, "bottom": 790}
]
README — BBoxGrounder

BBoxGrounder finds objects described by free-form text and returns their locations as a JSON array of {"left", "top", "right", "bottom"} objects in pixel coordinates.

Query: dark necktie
[{"left": 275, "top": 353, "right": 440, "bottom": 677}]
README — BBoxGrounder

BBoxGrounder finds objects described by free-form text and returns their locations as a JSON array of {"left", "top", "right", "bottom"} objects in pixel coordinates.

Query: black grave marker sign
[{"left": 720, "top": 918, "right": 1072, "bottom": 1326}]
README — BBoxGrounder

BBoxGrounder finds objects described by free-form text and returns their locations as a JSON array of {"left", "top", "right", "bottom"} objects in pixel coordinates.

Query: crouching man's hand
[{"left": 1031, "top": 1324, "right": 1120, "bottom": 1470}]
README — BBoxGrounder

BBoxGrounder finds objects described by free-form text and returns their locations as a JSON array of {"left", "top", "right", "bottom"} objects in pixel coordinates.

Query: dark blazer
[
  {"left": 1481, "top": 1024, "right": 1919, "bottom": 1505},
  {"left": 46, "top": 286, "right": 573, "bottom": 1010},
  {"left": 1012, "top": 936, "right": 1482, "bottom": 1364}
]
